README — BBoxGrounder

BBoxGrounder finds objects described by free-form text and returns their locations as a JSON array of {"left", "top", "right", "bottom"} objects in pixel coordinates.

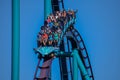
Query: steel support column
[
  {"left": 12, "top": 0, "right": 20, "bottom": 80},
  {"left": 44, "top": 0, "right": 52, "bottom": 20},
  {"left": 73, "top": 51, "right": 78, "bottom": 80},
  {"left": 72, "top": 49, "right": 91, "bottom": 80}
]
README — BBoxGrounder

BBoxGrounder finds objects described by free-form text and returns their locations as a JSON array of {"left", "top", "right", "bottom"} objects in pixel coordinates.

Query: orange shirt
[{"left": 42, "top": 33, "right": 48, "bottom": 39}]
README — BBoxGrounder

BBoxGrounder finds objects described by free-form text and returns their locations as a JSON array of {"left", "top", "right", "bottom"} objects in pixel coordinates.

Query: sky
[{"left": 0, "top": 0, "right": 120, "bottom": 80}]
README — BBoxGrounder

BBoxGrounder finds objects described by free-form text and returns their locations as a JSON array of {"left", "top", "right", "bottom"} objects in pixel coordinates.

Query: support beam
[
  {"left": 12, "top": 0, "right": 20, "bottom": 80},
  {"left": 44, "top": 0, "right": 52, "bottom": 20},
  {"left": 73, "top": 52, "right": 78, "bottom": 80},
  {"left": 72, "top": 49, "right": 91, "bottom": 80}
]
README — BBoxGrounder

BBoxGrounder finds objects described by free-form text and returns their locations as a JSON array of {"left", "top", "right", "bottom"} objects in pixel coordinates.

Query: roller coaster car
[{"left": 34, "top": 13, "right": 76, "bottom": 57}]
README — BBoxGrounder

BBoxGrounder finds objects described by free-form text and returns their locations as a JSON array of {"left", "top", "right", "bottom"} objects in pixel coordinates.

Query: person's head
[
  {"left": 49, "top": 31, "right": 52, "bottom": 34},
  {"left": 44, "top": 29, "right": 47, "bottom": 33},
  {"left": 56, "top": 11, "right": 59, "bottom": 14},
  {"left": 41, "top": 26, "right": 44, "bottom": 30},
  {"left": 47, "top": 16, "right": 50, "bottom": 19},
  {"left": 63, "top": 10, "right": 66, "bottom": 13}
]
